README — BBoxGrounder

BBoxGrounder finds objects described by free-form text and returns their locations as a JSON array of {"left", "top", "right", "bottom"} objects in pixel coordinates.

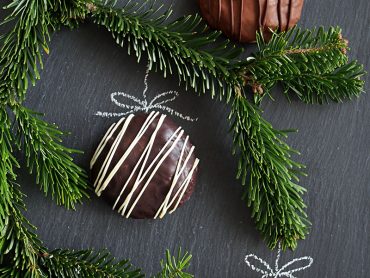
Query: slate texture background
[{"left": 5, "top": 0, "right": 369, "bottom": 277}]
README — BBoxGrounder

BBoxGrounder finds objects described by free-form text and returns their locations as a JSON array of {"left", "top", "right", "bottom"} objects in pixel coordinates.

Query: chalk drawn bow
[
  {"left": 96, "top": 64, "right": 197, "bottom": 122},
  {"left": 245, "top": 243, "right": 313, "bottom": 278}
]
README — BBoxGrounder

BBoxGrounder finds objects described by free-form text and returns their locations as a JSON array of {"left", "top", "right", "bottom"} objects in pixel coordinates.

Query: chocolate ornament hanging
[
  {"left": 90, "top": 112, "right": 199, "bottom": 219},
  {"left": 198, "top": 0, "right": 304, "bottom": 43}
]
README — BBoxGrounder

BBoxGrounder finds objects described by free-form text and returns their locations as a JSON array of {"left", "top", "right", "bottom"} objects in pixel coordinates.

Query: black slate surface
[{"left": 7, "top": 0, "right": 369, "bottom": 277}]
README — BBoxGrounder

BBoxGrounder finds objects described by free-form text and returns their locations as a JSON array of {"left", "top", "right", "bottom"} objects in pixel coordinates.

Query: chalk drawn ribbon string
[{"left": 95, "top": 62, "right": 197, "bottom": 122}]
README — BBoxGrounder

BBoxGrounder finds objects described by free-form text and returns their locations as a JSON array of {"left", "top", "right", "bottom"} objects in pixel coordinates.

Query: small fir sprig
[
  {"left": 243, "top": 27, "right": 365, "bottom": 104},
  {"left": 154, "top": 248, "right": 193, "bottom": 278},
  {"left": 0, "top": 0, "right": 366, "bottom": 275}
]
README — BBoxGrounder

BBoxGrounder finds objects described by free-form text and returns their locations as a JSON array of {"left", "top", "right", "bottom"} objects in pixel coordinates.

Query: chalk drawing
[
  {"left": 96, "top": 64, "right": 197, "bottom": 122},
  {"left": 245, "top": 242, "right": 313, "bottom": 278}
]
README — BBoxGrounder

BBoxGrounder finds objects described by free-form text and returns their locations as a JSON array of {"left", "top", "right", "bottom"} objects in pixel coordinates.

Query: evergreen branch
[
  {"left": 39, "top": 249, "right": 143, "bottom": 278},
  {"left": 0, "top": 185, "right": 46, "bottom": 278},
  {"left": 229, "top": 93, "right": 309, "bottom": 250},
  {"left": 154, "top": 248, "right": 193, "bottom": 278},
  {"left": 12, "top": 104, "right": 89, "bottom": 210},
  {"left": 89, "top": 0, "right": 244, "bottom": 102},
  {"left": 0, "top": 108, "right": 18, "bottom": 224},
  {"left": 0, "top": 0, "right": 53, "bottom": 102},
  {"left": 0, "top": 109, "right": 45, "bottom": 277},
  {"left": 0, "top": 2, "right": 181, "bottom": 275},
  {"left": 243, "top": 27, "right": 365, "bottom": 103}
]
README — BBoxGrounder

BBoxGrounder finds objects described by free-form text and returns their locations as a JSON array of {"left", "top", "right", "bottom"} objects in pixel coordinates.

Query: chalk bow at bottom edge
[{"left": 245, "top": 243, "right": 313, "bottom": 278}]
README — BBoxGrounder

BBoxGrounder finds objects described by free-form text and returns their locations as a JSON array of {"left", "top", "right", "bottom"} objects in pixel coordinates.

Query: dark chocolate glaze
[
  {"left": 198, "top": 0, "right": 304, "bottom": 43},
  {"left": 91, "top": 113, "right": 198, "bottom": 219}
]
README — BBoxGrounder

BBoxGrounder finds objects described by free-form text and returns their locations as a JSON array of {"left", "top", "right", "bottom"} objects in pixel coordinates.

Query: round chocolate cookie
[
  {"left": 198, "top": 0, "right": 304, "bottom": 43},
  {"left": 90, "top": 112, "right": 199, "bottom": 219}
]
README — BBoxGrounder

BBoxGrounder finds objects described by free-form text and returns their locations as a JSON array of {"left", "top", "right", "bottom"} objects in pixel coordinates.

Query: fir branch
[
  {"left": 39, "top": 249, "right": 143, "bottom": 278},
  {"left": 154, "top": 248, "right": 193, "bottom": 278},
  {"left": 243, "top": 27, "right": 365, "bottom": 103},
  {"left": 0, "top": 109, "right": 45, "bottom": 277},
  {"left": 281, "top": 61, "right": 365, "bottom": 104},
  {"left": 229, "top": 93, "right": 309, "bottom": 249},
  {"left": 12, "top": 104, "right": 89, "bottom": 210},
  {"left": 0, "top": 2, "right": 150, "bottom": 275},
  {"left": 0, "top": 185, "right": 46, "bottom": 278},
  {"left": 0, "top": 0, "right": 53, "bottom": 102},
  {"left": 89, "top": 0, "right": 244, "bottom": 102},
  {"left": 0, "top": 108, "right": 18, "bottom": 221}
]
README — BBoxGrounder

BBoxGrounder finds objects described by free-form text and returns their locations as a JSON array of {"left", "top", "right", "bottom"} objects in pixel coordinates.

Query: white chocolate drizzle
[{"left": 90, "top": 112, "right": 199, "bottom": 218}]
